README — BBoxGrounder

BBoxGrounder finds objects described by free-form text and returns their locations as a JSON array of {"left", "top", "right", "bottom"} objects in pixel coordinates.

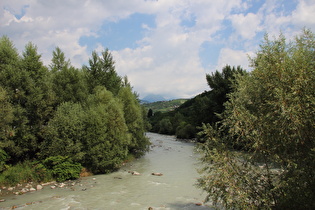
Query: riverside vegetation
[
  {"left": 1, "top": 29, "right": 314, "bottom": 209},
  {"left": 148, "top": 65, "right": 245, "bottom": 139},
  {"left": 0, "top": 37, "right": 150, "bottom": 187},
  {"left": 149, "top": 29, "right": 315, "bottom": 209}
]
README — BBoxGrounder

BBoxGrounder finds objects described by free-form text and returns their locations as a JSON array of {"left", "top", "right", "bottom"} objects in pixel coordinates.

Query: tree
[
  {"left": 0, "top": 36, "right": 20, "bottom": 70},
  {"left": 147, "top": 109, "right": 153, "bottom": 118},
  {"left": 0, "top": 36, "right": 24, "bottom": 102},
  {"left": 0, "top": 87, "right": 13, "bottom": 167},
  {"left": 18, "top": 42, "right": 54, "bottom": 159},
  {"left": 0, "top": 38, "right": 51, "bottom": 161},
  {"left": 0, "top": 87, "right": 13, "bottom": 140},
  {"left": 82, "top": 87, "right": 130, "bottom": 173},
  {"left": 84, "top": 49, "right": 122, "bottom": 95},
  {"left": 197, "top": 29, "right": 315, "bottom": 209},
  {"left": 49, "top": 47, "right": 70, "bottom": 72},
  {"left": 50, "top": 47, "right": 88, "bottom": 105},
  {"left": 158, "top": 118, "right": 173, "bottom": 134},
  {"left": 40, "top": 102, "right": 86, "bottom": 162},
  {"left": 118, "top": 86, "right": 150, "bottom": 156},
  {"left": 52, "top": 66, "right": 88, "bottom": 104},
  {"left": 206, "top": 65, "right": 245, "bottom": 118}
]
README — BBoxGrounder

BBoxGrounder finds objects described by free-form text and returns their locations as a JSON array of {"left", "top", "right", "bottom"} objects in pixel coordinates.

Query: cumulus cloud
[
  {"left": 292, "top": 0, "right": 315, "bottom": 28},
  {"left": 1, "top": 0, "right": 314, "bottom": 98},
  {"left": 229, "top": 13, "right": 262, "bottom": 39},
  {"left": 216, "top": 48, "right": 253, "bottom": 71}
]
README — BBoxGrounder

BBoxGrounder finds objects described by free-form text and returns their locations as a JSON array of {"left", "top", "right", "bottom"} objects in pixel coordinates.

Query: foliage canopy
[
  {"left": 148, "top": 65, "right": 245, "bottom": 139},
  {"left": 197, "top": 29, "right": 315, "bottom": 209},
  {"left": 0, "top": 36, "right": 150, "bottom": 184}
]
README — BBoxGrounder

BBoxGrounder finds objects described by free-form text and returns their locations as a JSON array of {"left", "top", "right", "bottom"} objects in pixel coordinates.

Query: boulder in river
[
  {"left": 128, "top": 171, "right": 141, "bottom": 175},
  {"left": 151, "top": 172, "right": 163, "bottom": 176},
  {"left": 21, "top": 188, "right": 29, "bottom": 193},
  {"left": 36, "top": 185, "right": 43, "bottom": 190},
  {"left": 29, "top": 188, "right": 36, "bottom": 192}
]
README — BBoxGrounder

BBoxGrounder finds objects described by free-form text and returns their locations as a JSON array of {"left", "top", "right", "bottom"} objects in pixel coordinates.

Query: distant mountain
[{"left": 141, "top": 94, "right": 166, "bottom": 103}]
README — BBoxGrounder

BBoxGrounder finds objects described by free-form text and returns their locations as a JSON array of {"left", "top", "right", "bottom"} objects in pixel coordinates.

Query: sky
[{"left": 1, "top": 0, "right": 315, "bottom": 99}]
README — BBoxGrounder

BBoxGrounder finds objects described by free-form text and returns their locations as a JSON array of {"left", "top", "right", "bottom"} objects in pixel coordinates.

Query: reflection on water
[{"left": 0, "top": 133, "right": 213, "bottom": 210}]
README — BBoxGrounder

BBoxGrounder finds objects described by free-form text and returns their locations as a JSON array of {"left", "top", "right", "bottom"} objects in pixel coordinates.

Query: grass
[{"left": 0, "top": 161, "right": 54, "bottom": 187}]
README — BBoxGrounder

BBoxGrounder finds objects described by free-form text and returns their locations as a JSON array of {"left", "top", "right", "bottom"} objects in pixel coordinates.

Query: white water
[{"left": 0, "top": 133, "right": 212, "bottom": 210}]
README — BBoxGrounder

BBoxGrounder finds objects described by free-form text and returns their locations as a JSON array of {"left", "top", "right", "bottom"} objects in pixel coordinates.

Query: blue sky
[{"left": 1, "top": 0, "right": 314, "bottom": 99}]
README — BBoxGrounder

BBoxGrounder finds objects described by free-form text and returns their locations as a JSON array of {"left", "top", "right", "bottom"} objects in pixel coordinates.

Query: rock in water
[
  {"left": 128, "top": 171, "right": 141, "bottom": 175},
  {"left": 151, "top": 172, "right": 163, "bottom": 176}
]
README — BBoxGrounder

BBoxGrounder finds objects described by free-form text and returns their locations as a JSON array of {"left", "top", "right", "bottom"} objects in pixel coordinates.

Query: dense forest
[
  {"left": 148, "top": 65, "right": 245, "bottom": 139},
  {"left": 0, "top": 36, "right": 150, "bottom": 184}
]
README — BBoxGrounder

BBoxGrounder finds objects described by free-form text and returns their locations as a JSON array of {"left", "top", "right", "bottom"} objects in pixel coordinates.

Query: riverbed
[{"left": 0, "top": 133, "right": 212, "bottom": 210}]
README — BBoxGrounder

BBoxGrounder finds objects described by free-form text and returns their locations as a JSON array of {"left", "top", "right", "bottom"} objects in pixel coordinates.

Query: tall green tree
[
  {"left": 197, "top": 29, "right": 315, "bottom": 209},
  {"left": 18, "top": 43, "right": 55, "bottom": 159},
  {"left": 118, "top": 86, "right": 150, "bottom": 156},
  {"left": 0, "top": 87, "right": 13, "bottom": 151},
  {"left": 49, "top": 47, "right": 70, "bottom": 72},
  {"left": 205, "top": 65, "right": 245, "bottom": 122},
  {"left": 40, "top": 102, "right": 85, "bottom": 162},
  {"left": 51, "top": 47, "right": 88, "bottom": 105},
  {"left": 0, "top": 38, "right": 36, "bottom": 161},
  {"left": 83, "top": 87, "right": 130, "bottom": 173},
  {"left": 0, "top": 36, "right": 23, "bottom": 102},
  {"left": 21, "top": 42, "right": 55, "bottom": 124},
  {"left": 84, "top": 49, "right": 122, "bottom": 95}
]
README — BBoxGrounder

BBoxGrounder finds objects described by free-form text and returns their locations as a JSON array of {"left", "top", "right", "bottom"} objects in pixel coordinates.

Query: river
[{"left": 0, "top": 133, "right": 212, "bottom": 210}]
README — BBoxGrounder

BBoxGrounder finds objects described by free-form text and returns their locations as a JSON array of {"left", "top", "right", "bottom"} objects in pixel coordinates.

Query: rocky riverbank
[{"left": 0, "top": 178, "right": 96, "bottom": 200}]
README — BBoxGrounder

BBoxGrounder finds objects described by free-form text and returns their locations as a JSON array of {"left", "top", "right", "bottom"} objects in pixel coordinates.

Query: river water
[{"left": 0, "top": 133, "right": 212, "bottom": 210}]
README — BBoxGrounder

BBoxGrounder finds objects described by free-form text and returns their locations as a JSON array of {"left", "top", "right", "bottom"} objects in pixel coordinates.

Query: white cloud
[
  {"left": 292, "top": 0, "right": 315, "bottom": 28},
  {"left": 216, "top": 48, "right": 253, "bottom": 71},
  {"left": 229, "top": 13, "right": 262, "bottom": 39},
  {"left": 110, "top": 0, "right": 248, "bottom": 98},
  {"left": 1, "top": 0, "right": 314, "bottom": 99}
]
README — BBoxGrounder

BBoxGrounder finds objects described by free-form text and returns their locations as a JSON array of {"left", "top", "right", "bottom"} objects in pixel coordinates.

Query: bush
[
  {"left": 43, "top": 156, "right": 82, "bottom": 182},
  {"left": 0, "top": 161, "right": 37, "bottom": 186},
  {"left": 176, "top": 123, "right": 196, "bottom": 139},
  {"left": 0, "top": 149, "right": 9, "bottom": 172},
  {"left": 158, "top": 118, "right": 173, "bottom": 134},
  {"left": 32, "top": 161, "right": 53, "bottom": 182}
]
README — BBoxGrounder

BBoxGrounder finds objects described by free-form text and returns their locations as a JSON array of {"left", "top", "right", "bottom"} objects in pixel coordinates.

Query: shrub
[
  {"left": 43, "top": 156, "right": 82, "bottom": 182},
  {"left": 176, "top": 123, "right": 196, "bottom": 139},
  {"left": 0, "top": 161, "right": 36, "bottom": 186}
]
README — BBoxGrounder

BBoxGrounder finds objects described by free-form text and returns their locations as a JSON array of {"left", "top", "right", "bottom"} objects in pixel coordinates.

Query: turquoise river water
[{"left": 0, "top": 133, "right": 213, "bottom": 210}]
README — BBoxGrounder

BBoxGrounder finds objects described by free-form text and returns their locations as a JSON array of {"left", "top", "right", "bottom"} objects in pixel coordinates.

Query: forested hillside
[
  {"left": 148, "top": 65, "right": 245, "bottom": 139},
  {"left": 142, "top": 99, "right": 188, "bottom": 113},
  {"left": 0, "top": 36, "right": 150, "bottom": 184}
]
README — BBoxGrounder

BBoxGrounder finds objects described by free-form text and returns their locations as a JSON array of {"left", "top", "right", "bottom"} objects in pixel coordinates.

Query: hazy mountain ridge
[{"left": 141, "top": 94, "right": 166, "bottom": 103}]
